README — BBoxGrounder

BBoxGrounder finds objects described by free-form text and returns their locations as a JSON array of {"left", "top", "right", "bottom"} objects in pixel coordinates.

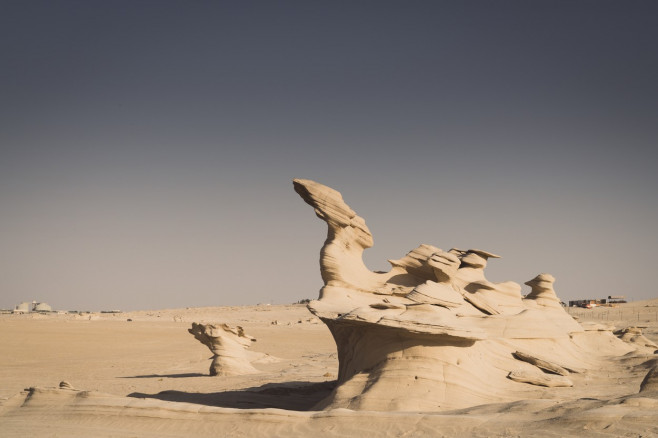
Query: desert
[
  {"left": 1, "top": 180, "right": 657, "bottom": 437},
  {"left": 0, "top": 301, "right": 657, "bottom": 437},
  {"left": 3, "top": 2, "right": 657, "bottom": 436}
]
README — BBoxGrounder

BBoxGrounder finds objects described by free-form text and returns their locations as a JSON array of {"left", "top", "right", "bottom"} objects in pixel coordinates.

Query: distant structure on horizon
[
  {"left": 13, "top": 301, "right": 53, "bottom": 313},
  {"left": 568, "top": 295, "right": 627, "bottom": 308},
  {"left": 13, "top": 302, "right": 31, "bottom": 313}
]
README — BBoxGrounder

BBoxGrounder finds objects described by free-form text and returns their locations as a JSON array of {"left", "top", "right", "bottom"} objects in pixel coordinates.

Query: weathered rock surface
[
  {"left": 293, "top": 178, "right": 638, "bottom": 411},
  {"left": 508, "top": 369, "right": 574, "bottom": 387},
  {"left": 523, "top": 273, "right": 563, "bottom": 309},
  {"left": 615, "top": 326, "right": 658, "bottom": 352},
  {"left": 640, "top": 364, "right": 658, "bottom": 394},
  {"left": 512, "top": 350, "right": 571, "bottom": 376},
  {"left": 58, "top": 381, "right": 74, "bottom": 390},
  {"left": 189, "top": 322, "right": 271, "bottom": 376}
]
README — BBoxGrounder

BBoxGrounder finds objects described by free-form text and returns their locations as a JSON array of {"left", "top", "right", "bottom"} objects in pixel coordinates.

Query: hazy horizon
[{"left": 2, "top": 1, "right": 657, "bottom": 311}]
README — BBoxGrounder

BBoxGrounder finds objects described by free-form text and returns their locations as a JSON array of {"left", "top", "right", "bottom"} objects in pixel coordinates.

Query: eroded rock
[
  {"left": 293, "top": 178, "right": 636, "bottom": 411},
  {"left": 508, "top": 370, "right": 573, "bottom": 387},
  {"left": 640, "top": 365, "right": 658, "bottom": 394},
  {"left": 189, "top": 322, "right": 268, "bottom": 376},
  {"left": 615, "top": 327, "right": 658, "bottom": 352},
  {"left": 512, "top": 351, "right": 570, "bottom": 376}
]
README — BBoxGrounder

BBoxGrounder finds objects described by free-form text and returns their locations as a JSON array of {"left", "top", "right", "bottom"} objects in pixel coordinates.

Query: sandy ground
[{"left": 1, "top": 300, "right": 657, "bottom": 437}]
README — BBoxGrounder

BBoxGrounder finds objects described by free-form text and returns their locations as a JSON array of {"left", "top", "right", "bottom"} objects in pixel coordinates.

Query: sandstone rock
[
  {"left": 293, "top": 178, "right": 630, "bottom": 411},
  {"left": 188, "top": 322, "right": 266, "bottom": 376},
  {"left": 639, "top": 365, "right": 658, "bottom": 394},
  {"left": 59, "top": 381, "right": 74, "bottom": 390},
  {"left": 406, "top": 250, "right": 466, "bottom": 309},
  {"left": 507, "top": 370, "right": 574, "bottom": 387},
  {"left": 615, "top": 327, "right": 658, "bottom": 351},
  {"left": 512, "top": 351, "right": 570, "bottom": 376},
  {"left": 523, "top": 273, "right": 563, "bottom": 309}
]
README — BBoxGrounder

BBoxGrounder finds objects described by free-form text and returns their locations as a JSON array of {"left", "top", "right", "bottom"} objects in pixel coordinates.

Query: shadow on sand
[
  {"left": 128, "top": 380, "right": 336, "bottom": 411},
  {"left": 121, "top": 373, "right": 207, "bottom": 378}
]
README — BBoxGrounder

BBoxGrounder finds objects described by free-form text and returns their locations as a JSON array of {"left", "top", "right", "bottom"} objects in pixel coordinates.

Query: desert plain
[
  {"left": 2, "top": 179, "right": 658, "bottom": 437},
  {"left": 1, "top": 299, "right": 657, "bottom": 438}
]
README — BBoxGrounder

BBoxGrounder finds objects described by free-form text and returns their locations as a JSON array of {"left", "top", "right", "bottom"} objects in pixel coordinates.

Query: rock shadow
[
  {"left": 121, "top": 373, "right": 207, "bottom": 378},
  {"left": 128, "top": 380, "right": 336, "bottom": 411}
]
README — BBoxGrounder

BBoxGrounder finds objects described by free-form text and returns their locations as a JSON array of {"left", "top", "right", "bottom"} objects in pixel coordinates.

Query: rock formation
[
  {"left": 511, "top": 350, "right": 573, "bottom": 376},
  {"left": 293, "top": 178, "right": 639, "bottom": 411},
  {"left": 58, "top": 381, "right": 74, "bottom": 390},
  {"left": 189, "top": 322, "right": 271, "bottom": 376},
  {"left": 614, "top": 326, "right": 658, "bottom": 353},
  {"left": 523, "top": 273, "right": 563, "bottom": 309},
  {"left": 507, "top": 369, "right": 573, "bottom": 387},
  {"left": 640, "top": 364, "right": 658, "bottom": 394}
]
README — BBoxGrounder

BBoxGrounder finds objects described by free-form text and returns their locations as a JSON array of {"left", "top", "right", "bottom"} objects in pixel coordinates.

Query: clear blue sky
[{"left": 1, "top": 1, "right": 657, "bottom": 310}]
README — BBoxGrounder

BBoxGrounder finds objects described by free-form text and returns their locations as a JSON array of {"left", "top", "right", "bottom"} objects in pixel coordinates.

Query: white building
[
  {"left": 13, "top": 301, "right": 53, "bottom": 313},
  {"left": 33, "top": 302, "right": 52, "bottom": 312},
  {"left": 13, "top": 302, "right": 31, "bottom": 313}
]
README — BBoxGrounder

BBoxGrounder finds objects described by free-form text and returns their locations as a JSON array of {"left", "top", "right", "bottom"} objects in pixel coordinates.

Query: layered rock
[
  {"left": 614, "top": 327, "right": 658, "bottom": 353},
  {"left": 293, "top": 178, "right": 637, "bottom": 411},
  {"left": 640, "top": 364, "right": 658, "bottom": 394},
  {"left": 523, "top": 273, "right": 563, "bottom": 309},
  {"left": 189, "top": 323, "right": 272, "bottom": 376}
]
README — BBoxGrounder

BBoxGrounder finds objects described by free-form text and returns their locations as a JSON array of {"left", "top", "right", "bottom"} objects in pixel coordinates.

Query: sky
[{"left": 1, "top": 1, "right": 657, "bottom": 311}]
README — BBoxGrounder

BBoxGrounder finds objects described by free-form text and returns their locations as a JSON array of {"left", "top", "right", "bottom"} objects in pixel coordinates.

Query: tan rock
[
  {"left": 523, "top": 273, "right": 563, "bottom": 309},
  {"left": 507, "top": 369, "right": 574, "bottom": 387},
  {"left": 293, "top": 178, "right": 632, "bottom": 411},
  {"left": 640, "top": 364, "right": 658, "bottom": 394},
  {"left": 512, "top": 350, "right": 570, "bottom": 376},
  {"left": 188, "top": 322, "right": 264, "bottom": 376},
  {"left": 615, "top": 326, "right": 658, "bottom": 351}
]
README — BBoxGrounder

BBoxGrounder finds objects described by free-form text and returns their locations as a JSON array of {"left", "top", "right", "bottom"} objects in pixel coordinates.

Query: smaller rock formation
[
  {"left": 508, "top": 370, "right": 573, "bottom": 387},
  {"left": 640, "top": 364, "right": 658, "bottom": 394},
  {"left": 523, "top": 273, "right": 562, "bottom": 309},
  {"left": 512, "top": 351, "right": 571, "bottom": 376},
  {"left": 59, "top": 381, "right": 74, "bottom": 390},
  {"left": 614, "top": 327, "right": 658, "bottom": 352},
  {"left": 189, "top": 323, "right": 266, "bottom": 376}
]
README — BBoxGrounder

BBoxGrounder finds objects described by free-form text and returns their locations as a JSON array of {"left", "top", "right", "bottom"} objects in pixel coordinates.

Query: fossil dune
[
  {"left": 1, "top": 178, "right": 657, "bottom": 437},
  {"left": 293, "top": 178, "right": 644, "bottom": 411}
]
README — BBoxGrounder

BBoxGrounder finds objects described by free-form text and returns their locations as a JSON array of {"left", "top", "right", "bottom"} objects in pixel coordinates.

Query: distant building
[
  {"left": 33, "top": 302, "right": 52, "bottom": 312},
  {"left": 569, "top": 299, "right": 607, "bottom": 308},
  {"left": 13, "top": 301, "right": 54, "bottom": 313},
  {"left": 13, "top": 302, "right": 32, "bottom": 313},
  {"left": 569, "top": 296, "right": 627, "bottom": 308}
]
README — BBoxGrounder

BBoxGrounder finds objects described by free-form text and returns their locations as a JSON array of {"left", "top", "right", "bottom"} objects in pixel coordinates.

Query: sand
[{"left": 1, "top": 300, "right": 657, "bottom": 437}]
